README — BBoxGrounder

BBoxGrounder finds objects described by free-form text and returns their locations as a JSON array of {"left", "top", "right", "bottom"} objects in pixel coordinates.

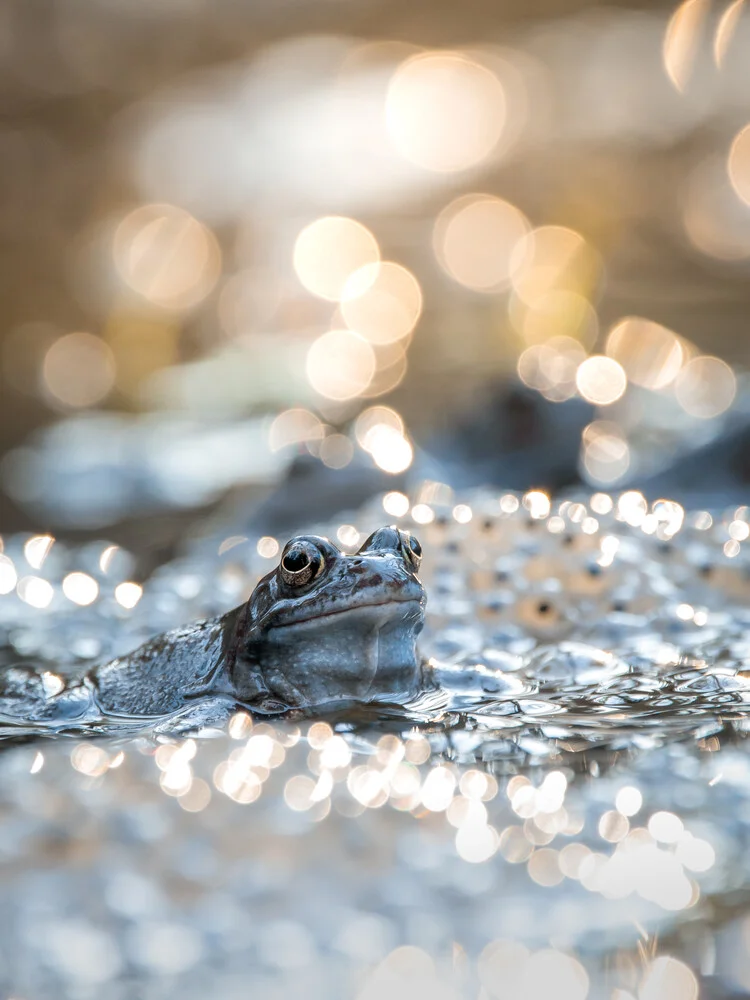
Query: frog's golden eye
[
  {"left": 400, "top": 531, "right": 422, "bottom": 571},
  {"left": 280, "top": 541, "right": 324, "bottom": 587}
]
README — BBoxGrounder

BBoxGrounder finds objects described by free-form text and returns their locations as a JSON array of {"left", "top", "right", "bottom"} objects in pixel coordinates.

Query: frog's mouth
[
  {"left": 245, "top": 595, "right": 425, "bottom": 707},
  {"left": 271, "top": 596, "right": 425, "bottom": 629}
]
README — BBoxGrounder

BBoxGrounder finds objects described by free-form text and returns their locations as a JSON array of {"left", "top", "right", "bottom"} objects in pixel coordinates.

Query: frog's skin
[{"left": 1, "top": 527, "right": 426, "bottom": 724}]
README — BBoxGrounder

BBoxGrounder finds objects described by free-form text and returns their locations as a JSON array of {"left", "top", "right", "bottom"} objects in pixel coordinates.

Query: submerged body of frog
[{"left": 0, "top": 527, "right": 427, "bottom": 725}]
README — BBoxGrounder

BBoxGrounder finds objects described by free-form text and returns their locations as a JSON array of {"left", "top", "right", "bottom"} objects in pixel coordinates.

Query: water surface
[{"left": 1, "top": 488, "right": 749, "bottom": 998}]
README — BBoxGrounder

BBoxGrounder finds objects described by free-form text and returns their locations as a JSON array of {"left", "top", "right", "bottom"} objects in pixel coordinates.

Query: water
[{"left": 1, "top": 487, "right": 750, "bottom": 997}]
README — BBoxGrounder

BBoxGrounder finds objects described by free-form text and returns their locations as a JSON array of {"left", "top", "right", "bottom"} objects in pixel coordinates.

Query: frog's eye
[
  {"left": 279, "top": 541, "right": 324, "bottom": 587},
  {"left": 400, "top": 531, "right": 422, "bottom": 570}
]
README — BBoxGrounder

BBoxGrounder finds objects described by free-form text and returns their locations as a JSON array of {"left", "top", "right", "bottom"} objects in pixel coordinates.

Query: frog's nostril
[{"left": 348, "top": 558, "right": 370, "bottom": 573}]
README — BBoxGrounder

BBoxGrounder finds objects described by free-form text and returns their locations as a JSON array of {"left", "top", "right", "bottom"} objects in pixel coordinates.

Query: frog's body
[{"left": 1, "top": 527, "right": 426, "bottom": 724}]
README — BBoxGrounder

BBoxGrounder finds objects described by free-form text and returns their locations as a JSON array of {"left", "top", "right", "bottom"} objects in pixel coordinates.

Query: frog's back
[{"left": 91, "top": 618, "right": 226, "bottom": 716}]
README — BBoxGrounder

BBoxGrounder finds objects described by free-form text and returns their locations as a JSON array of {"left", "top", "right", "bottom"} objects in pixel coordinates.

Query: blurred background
[{"left": 3, "top": 0, "right": 750, "bottom": 557}]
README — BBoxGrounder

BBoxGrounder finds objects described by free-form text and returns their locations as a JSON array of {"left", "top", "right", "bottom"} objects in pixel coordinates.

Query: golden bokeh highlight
[
  {"left": 341, "top": 262, "right": 422, "bottom": 344},
  {"left": 684, "top": 157, "right": 750, "bottom": 261},
  {"left": 355, "top": 406, "right": 412, "bottom": 473},
  {"left": 715, "top": 0, "right": 745, "bottom": 66},
  {"left": 663, "top": 0, "right": 709, "bottom": 92},
  {"left": 674, "top": 355, "right": 736, "bottom": 418},
  {"left": 433, "top": 194, "right": 530, "bottom": 292},
  {"left": 385, "top": 51, "right": 505, "bottom": 172},
  {"left": 515, "top": 290, "right": 598, "bottom": 348},
  {"left": 355, "top": 406, "right": 404, "bottom": 445},
  {"left": 293, "top": 217, "right": 380, "bottom": 302},
  {"left": 113, "top": 204, "right": 221, "bottom": 310},
  {"left": 575, "top": 356, "right": 627, "bottom": 406},
  {"left": 363, "top": 425, "right": 413, "bottom": 473},
  {"left": 517, "top": 336, "right": 586, "bottom": 401},
  {"left": 728, "top": 123, "right": 750, "bottom": 207},
  {"left": 362, "top": 340, "right": 409, "bottom": 398},
  {"left": 605, "top": 317, "right": 685, "bottom": 390},
  {"left": 510, "top": 226, "right": 599, "bottom": 308},
  {"left": 306, "top": 329, "right": 376, "bottom": 400},
  {"left": 42, "top": 333, "right": 116, "bottom": 409}
]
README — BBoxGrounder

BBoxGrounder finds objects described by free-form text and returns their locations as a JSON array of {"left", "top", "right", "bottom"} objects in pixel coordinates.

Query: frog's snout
[{"left": 358, "top": 526, "right": 422, "bottom": 573}]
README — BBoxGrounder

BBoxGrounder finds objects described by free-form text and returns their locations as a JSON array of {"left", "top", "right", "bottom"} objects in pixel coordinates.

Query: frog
[{"left": 0, "top": 526, "right": 426, "bottom": 726}]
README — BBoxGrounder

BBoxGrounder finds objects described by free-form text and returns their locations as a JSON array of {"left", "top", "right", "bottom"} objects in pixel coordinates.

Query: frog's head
[{"left": 231, "top": 526, "right": 426, "bottom": 709}]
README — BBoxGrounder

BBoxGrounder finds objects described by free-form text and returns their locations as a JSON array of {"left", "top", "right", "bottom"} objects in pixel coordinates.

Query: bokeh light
[
  {"left": 575, "top": 356, "right": 627, "bottom": 405},
  {"left": 257, "top": 537, "right": 280, "bottom": 559},
  {"left": 115, "top": 582, "right": 143, "bottom": 609},
  {"left": 341, "top": 262, "right": 422, "bottom": 344},
  {"left": 362, "top": 425, "right": 413, "bottom": 474},
  {"left": 355, "top": 406, "right": 404, "bottom": 446},
  {"left": 684, "top": 155, "right": 750, "bottom": 260},
  {"left": 42, "top": 333, "right": 115, "bottom": 409},
  {"left": 383, "top": 491, "right": 410, "bottom": 517},
  {"left": 515, "top": 290, "right": 598, "bottom": 348},
  {"left": 479, "top": 943, "right": 589, "bottom": 1000},
  {"left": 510, "top": 226, "right": 600, "bottom": 307},
  {"left": 293, "top": 217, "right": 380, "bottom": 302},
  {"left": 605, "top": 317, "right": 686, "bottom": 390},
  {"left": 455, "top": 822, "right": 499, "bottom": 863},
  {"left": 24, "top": 535, "right": 54, "bottom": 570},
  {"left": 113, "top": 204, "right": 221, "bottom": 310},
  {"left": 517, "top": 337, "right": 586, "bottom": 401},
  {"left": 524, "top": 950, "right": 589, "bottom": 1000},
  {"left": 0, "top": 555, "right": 18, "bottom": 595},
  {"left": 268, "top": 409, "right": 324, "bottom": 452},
  {"left": 640, "top": 956, "right": 699, "bottom": 1000},
  {"left": 362, "top": 340, "right": 410, "bottom": 398},
  {"left": 728, "top": 123, "right": 750, "bottom": 207},
  {"left": 62, "top": 572, "right": 99, "bottom": 606},
  {"left": 616, "top": 786, "right": 643, "bottom": 816},
  {"left": 306, "top": 330, "right": 376, "bottom": 400},
  {"left": 581, "top": 421, "right": 630, "bottom": 484},
  {"left": 674, "top": 355, "right": 736, "bottom": 418},
  {"left": 17, "top": 576, "right": 54, "bottom": 609},
  {"left": 434, "top": 194, "right": 530, "bottom": 292},
  {"left": 648, "top": 810, "right": 685, "bottom": 843},
  {"left": 385, "top": 51, "right": 505, "bottom": 172},
  {"left": 319, "top": 433, "right": 355, "bottom": 469},
  {"left": 715, "top": 0, "right": 745, "bottom": 66},
  {"left": 663, "top": 0, "right": 709, "bottom": 92}
]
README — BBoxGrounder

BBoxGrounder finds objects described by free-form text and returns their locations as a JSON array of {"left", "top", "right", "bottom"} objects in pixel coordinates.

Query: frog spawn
[
  {"left": 406, "top": 494, "right": 750, "bottom": 755},
  {"left": 3, "top": 490, "right": 750, "bottom": 752}
]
